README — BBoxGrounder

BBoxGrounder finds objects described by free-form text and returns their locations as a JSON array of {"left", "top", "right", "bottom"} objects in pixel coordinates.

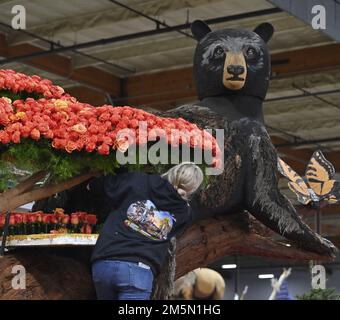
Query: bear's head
[{"left": 191, "top": 20, "right": 274, "bottom": 101}]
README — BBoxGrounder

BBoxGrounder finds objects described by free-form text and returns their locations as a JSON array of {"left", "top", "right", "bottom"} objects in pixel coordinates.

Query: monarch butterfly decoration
[
  {"left": 277, "top": 150, "right": 340, "bottom": 233},
  {"left": 278, "top": 150, "right": 340, "bottom": 206}
]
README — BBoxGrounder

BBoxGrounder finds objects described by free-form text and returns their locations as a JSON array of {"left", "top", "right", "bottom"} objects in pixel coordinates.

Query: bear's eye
[
  {"left": 245, "top": 47, "right": 257, "bottom": 59},
  {"left": 213, "top": 46, "right": 224, "bottom": 58}
]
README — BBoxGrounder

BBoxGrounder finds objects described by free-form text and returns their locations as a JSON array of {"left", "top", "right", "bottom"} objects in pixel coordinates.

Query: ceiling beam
[
  {"left": 0, "top": 8, "right": 282, "bottom": 66},
  {"left": 298, "top": 204, "right": 340, "bottom": 218},
  {"left": 125, "top": 43, "right": 340, "bottom": 108},
  {"left": 0, "top": 33, "right": 121, "bottom": 96},
  {"left": 71, "top": 36, "right": 193, "bottom": 69},
  {"left": 66, "top": 86, "right": 109, "bottom": 106},
  {"left": 6, "top": 0, "right": 226, "bottom": 45}
]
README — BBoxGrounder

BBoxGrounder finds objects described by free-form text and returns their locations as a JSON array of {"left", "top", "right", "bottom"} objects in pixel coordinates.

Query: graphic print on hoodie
[{"left": 125, "top": 200, "right": 175, "bottom": 240}]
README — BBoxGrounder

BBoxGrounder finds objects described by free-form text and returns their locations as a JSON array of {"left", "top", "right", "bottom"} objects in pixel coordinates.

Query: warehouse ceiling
[{"left": 0, "top": 0, "right": 339, "bottom": 243}]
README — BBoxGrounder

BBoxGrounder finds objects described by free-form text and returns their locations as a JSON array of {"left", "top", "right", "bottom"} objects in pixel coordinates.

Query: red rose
[
  {"left": 49, "top": 215, "right": 57, "bottom": 224},
  {"left": 129, "top": 119, "right": 139, "bottom": 128},
  {"left": 0, "top": 114, "right": 10, "bottom": 126},
  {"left": 99, "top": 112, "right": 110, "bottom": 122},
  {"left": 71, "top": 123, "right": 87, "bottom": 134},
  {"left": 0, "top": 131, "right": 10, "bottom": 144},
  {"left": 30, "top": 128, "right": 40, "bottom": 140},
  {"left": 86, "top": 214, "right": 97, "bottom": 225},
  {"left": 0, "top": 215, "right": 5, "bottom": 227},
  {"left": 20, "top": 125, "right": 31, "bottom": 138},
  {"left": 14, "top": 213, "right": 23, "bottom": 224},
  {"left": 88, "top": 124, "right": 99, "bottom": 134},
  {"left": 42, "top": 214, "right": 51, "bottom": 224},
  {"left": 28, "top": 213, "right": 37, "bottom": 223},
  {"left": 76, "top": 212, "right": 87, "bottom": 222},
  {"left": 122, "top": 109, "right": 133, "bottom": 118},
  {"left": 54, "top": 208, "right": 65, "bottom": 217},
  {"left": 22, "top": 213, "right": 28, "bottom": 223},
  {"left": 98, "top": 143, "right": 110, "bottom": 155},
  {"left": 85, "top": 142, "right": 96, "bottom": 153},
  {"left": 110, "top": 114, "right": 121, "bottom": 123},
  {"left": 43, "top": 130, "right": 54, "bottom": 139},
  {"left": 62, "top": 215, "right": 70, "bottom": 225},
  {"left": 35, "top": 212, "right": 43, "bottom": 223},
  {"left": 52, "top": 138, "right": 67, "bottom": 149},
  {"left": 9, "top": 215, "right": 16, "bottom": 225},
  {"left": 11, "top": 131, "right": 21, "bottom": 143},
  {"left": 71, "top": 214, "right": 79, "bottom": 225}
]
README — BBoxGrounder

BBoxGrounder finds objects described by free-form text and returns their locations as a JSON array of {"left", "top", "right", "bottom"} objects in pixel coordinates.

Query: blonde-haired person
[
  {"left": 161, "top": 161, "right": 204, "bottom": 201},
  {"left": 90, "top": 162, "right": 203, "bottom": 300}
]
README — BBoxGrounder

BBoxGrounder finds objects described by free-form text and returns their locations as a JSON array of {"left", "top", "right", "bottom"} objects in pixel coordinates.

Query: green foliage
[
  {"left": 0, "top": 160, "right": 15, "bottom": 190},
  {"left": 0, "top": 89, "right": 42, "bottom": 102},
  {"left": 0, "top": 138, "right": 211, "bottom": 189},
  {"left": 296, "top": 288, "right": 340, "bottom": 300},
  {"left": 0, "top": 139, "right": 121, "bottom": 188}
]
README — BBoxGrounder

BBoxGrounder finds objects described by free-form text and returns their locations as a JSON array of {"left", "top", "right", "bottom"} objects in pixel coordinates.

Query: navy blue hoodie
[{"left": 90, "top": 172, "right": 192, "bottom": 277}]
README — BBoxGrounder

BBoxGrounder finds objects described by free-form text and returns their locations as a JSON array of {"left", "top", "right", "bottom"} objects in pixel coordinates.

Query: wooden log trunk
[{"left": 0, "top": 211, "right": 332, "bottom": 300}]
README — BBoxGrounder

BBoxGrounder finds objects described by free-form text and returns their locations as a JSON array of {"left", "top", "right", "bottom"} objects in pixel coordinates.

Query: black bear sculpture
[
  {"left": 161, "top": 20, "right": 336, "bottom": 256},
  {"left": 33, "top": 21, "right": 336, "bottom": 258}
]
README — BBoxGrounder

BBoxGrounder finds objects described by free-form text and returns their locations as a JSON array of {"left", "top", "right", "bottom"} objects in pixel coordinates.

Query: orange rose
[
  {"left": 71, "top": 215, "right": 79, "bottom": 225},
  {"left": 85, "top": 142, "right": 96, "bottom": 153},
  {"left": 62, "top": 215, "right": 70, "bottom": 225},
  {"left": 65, "top": 140, "right": 77, "bottom": 153},
  {"left": 98, "top": 143, "right": 110, "bottom": 155},
  {"left": 54, "top": 99, "right": 68, "bottom": 109},
  {"left": 115, "top": 139, "right": 129, "bottom": 153},
  {"left": 30, "top": 128, "right": 41, "bottom": 140},
  {"left": 71, "top": 123, "right": 87, "bottom": 134}
]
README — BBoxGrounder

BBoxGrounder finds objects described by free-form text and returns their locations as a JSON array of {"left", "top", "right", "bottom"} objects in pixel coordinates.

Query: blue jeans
[{"left": 92, "top": 260, "right": 154, "bottom": 300}]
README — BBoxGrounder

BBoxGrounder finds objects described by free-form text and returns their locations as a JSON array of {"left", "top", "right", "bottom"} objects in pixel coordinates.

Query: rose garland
[
  {"left": 0, "top": 97, "right": 219, "bottom": 158},
  {"left": 0, "top": 208, "right": 98, "bottom": 235},
  {"left": 0, "top": 69, "right": 222, "bottom": 188}
]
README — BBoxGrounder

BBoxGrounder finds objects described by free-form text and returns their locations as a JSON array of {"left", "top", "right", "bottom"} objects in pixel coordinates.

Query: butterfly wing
[
  {"left": 287, "top": 182, "right": 312, "bottom": 205},
  {"left": 277, "top": 157, "right": 312, "bottom": 205},
  {"left": 305, "top": 150, "right": 336, "bottom": 199},
  {"left": 324, "top": 181, "right": 340, "bottom": 204}
]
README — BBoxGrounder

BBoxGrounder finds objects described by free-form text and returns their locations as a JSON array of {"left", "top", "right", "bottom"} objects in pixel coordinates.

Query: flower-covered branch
[{"left": 0, "top": 69, "right": 222, "bottom": 189}]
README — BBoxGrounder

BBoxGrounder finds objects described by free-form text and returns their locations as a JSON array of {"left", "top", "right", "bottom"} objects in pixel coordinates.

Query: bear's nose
[{"left": 227, "top": 65, "right": 245, "bottom": 76}]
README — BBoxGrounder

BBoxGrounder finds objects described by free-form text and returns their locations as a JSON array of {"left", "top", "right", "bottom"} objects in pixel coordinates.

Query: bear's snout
[
  {"left": 223, "top": 52, "right": 247, "bottom": 90},
  {"left": 227, "top": 65, "right": 244, "bottom": 76}
]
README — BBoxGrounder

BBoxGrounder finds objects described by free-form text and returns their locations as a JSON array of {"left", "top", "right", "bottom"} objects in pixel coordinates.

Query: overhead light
[
  {"left": 258, "top": 274, "right": 274, "bottom": 279},
  {"left": 222, "top": 264, "right": 237, "bottom": 269},
  {"left": 285, "top": 243, "right": 291, "bottom": 247}
]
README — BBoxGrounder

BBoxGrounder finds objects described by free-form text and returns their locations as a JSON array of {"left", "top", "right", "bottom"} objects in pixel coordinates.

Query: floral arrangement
[
  {"left": 0, "top": 208, "right": 98, "bottom": 236},
  {"left": 0, "top": 69, "right": 64, "bottom": 99},
  {"left": 0, "top": 69, "right": 222, "bottom": 188}
]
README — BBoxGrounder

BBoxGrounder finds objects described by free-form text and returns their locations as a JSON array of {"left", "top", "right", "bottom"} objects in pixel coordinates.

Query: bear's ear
[
  {"left": 191, "top": 20, "right": 211, "bottom": 41},
  {"left": 253, "top": 23, "right": 274, "bottom": 43}
]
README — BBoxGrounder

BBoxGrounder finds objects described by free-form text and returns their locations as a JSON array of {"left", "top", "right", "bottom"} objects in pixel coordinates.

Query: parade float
[{"left": 0, "top": 20, "right": 338, "bottom": 300}]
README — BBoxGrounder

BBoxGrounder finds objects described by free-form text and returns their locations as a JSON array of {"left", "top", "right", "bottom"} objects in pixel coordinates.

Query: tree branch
[
  {"left": 175, "top": 212, "right": 334, "bottom": 278},
  {"left": 0, "top": 172, "right": 97, "bottom": 213},
  {"left": 0, "top": 171, "right": 47, "bottom": 200}
]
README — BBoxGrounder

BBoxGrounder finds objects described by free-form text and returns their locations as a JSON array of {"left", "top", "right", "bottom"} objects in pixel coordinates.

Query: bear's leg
[{"left": 245, "top": 136, "right": 337, "bottom": 256}]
